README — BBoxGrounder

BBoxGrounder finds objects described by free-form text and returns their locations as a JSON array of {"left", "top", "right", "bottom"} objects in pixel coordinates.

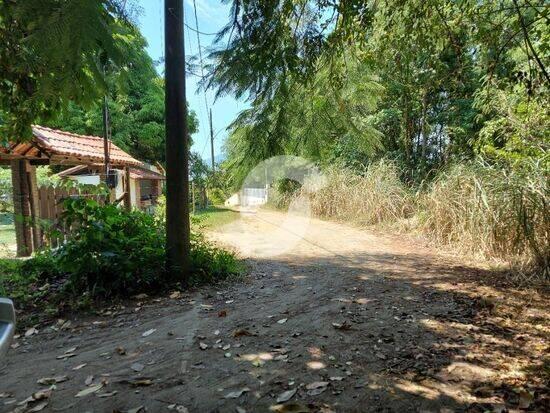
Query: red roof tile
[{"left": 31, "top": 125, "right": 141, "bottom": 166}]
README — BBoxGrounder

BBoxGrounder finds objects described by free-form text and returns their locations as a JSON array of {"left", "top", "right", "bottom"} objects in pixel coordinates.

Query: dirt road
[{"left": 1, "top": 209, "right": 548, "bottom": 412}]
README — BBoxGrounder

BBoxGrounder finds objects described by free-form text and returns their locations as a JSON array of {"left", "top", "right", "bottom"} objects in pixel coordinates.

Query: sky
[{"left": 136, "top": 0, "right": 247, "bottom": 163}]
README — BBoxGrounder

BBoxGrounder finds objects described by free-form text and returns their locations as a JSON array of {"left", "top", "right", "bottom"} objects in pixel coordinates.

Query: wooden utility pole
[
  {"left": 209, "top": 109, "right": 215, "bottom": 171},
  {"left": 102, "top": 95, "right": 110, "bottom": 180},
  {"left": 165, "top": 0, "right": 190, "bottom": 282}
]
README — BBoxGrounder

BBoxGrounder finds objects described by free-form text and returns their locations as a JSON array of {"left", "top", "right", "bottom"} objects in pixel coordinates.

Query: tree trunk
[
  {"left": 165, "top": 0, "right": 190, "bottom": 282},
  {"left": 420, "top": 90, "right": 429, "bottom": 165}
]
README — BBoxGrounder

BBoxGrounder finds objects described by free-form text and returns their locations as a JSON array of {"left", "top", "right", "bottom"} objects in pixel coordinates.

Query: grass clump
[
  {"left": 306, "top": 160, "right": 413, "bottom": 225},
  {"left": 418, "top": 161, "right": 549, "bottom": 276}
]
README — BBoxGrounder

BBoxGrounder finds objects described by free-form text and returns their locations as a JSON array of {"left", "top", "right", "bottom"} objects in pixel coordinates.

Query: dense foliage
[
  {"left": 9, "top": 198, "right": 241, "bottom": 300},
  {"left": 211, "top": 0, "right": 548, "bottom": 183},
  {"left": 210, "top": 0, "right": 548, "bottom": 276},
  {"left": 47, "top": 30, "right": 198, "bottom": 164},
  {"left": 0, "top": 0, "right": 135, "bottom": 140}
]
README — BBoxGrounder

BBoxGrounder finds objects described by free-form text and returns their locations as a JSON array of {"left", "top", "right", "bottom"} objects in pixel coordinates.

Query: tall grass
[
  {"left": 418, "top": 162, "right": 549, "bottom": 276},
  {"left": 306, "top": 160, "right": 414, "bottom": 225},
  {"left": 281, "top": 159, "right": 549, "bottom": 279}
]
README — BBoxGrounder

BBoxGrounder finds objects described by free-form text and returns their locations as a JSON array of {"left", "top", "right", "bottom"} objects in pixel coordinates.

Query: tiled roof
[
  {"left": 129, "top": 167, "right": 165, "bottom": 180},
  {"left": 31, "top": 125, "right": 141, "bottom": 166}
]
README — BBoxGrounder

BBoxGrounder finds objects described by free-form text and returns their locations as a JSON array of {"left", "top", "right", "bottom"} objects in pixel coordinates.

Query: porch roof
[
  {"left": 0, "top": 125, "right": 141, "bottom": 167},
  {"left": 57, "top": 164, "right": 165, "bottom": 180}
]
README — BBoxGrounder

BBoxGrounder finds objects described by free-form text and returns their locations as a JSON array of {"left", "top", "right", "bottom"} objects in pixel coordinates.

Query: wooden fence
[{"left": 37, "top": 186, "right": 106, "bottom": 248}]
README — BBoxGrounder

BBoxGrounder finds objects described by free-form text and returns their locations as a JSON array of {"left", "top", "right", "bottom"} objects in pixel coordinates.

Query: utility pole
[
  {"left": 209, "top": 109, "right": 215, "bottom": 171},
  {"left": 102, "top": 95, "right": 112, "bottom": 202},
  {"left": 165, "top": 0, "right": 190, "bottom": 282}
]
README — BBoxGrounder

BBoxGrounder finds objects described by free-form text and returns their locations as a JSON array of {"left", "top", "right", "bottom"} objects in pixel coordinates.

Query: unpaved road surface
[{"left": 1, "top": 209, "right": 548, "bottom": 412}]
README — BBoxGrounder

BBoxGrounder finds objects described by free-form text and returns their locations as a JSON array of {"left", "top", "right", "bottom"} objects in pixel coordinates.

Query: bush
[
  {"left": 51, "top": 198, "right": 166, "bottom": 296},
  {"left": 21, "top": 197, "right": 242, "bottom": 299},
  {"left": 267, "top": 178, "right": 302, "bottom": 210},
  {"left": 208, "top": 188, "right": 227, "bottom": 205}
]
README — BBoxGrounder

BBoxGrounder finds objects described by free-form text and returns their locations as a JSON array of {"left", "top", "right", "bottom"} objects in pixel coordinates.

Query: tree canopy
[
  {"left": 49, "top": 31, "right": 198, "bottom": 164},
  {"left": 0, "top": 0, "right": 135, "bottom": 140},
  {"left": 209, "top": 0, "right": 549, "bottom": 184}
]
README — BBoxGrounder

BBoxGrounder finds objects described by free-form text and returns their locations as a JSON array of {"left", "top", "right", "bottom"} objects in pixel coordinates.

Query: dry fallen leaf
[
  {"left": 131, "top": 362, "right": 145, "bottom": 372},
  {"left": 277, "top": 318, "right": 288, "bottom": 324},
  {"left": 142, "top": 328, "right": 156, "bottom": 337},
  {"left": 31, "top": 389, "right": 52, "bottom": 401},
  {"left": 218, "top": 310, "right": 227, "bottom": 317},
  {"left": 128, "top": 379, "right": 153, "bottom": 387},
  {"left": 167, "top": 405, "right": 189, "bottom": 413},
  {"left": 232, "top": 328, "right": 254, "bottom": 337},
  {"left": 224, "top": 387, "right": 250, "bottom": 399},
  {"left": 305, "top": 381, "right": 329, "bottom": 390},
  {"left": 97, "top": 391, "right": 118, "bottom": 398},
  {"left": 26, "top": 401, "right": 49, "bottom": 412},
  {"left": 37, "top": 376, "right": 68, "bottom": 385},
  {"left": 56, "top": 352, "right": 77, "bottom": 360},
  {"left": 169, "top": 291, "right": 182, "bottom": 299},
  {"left": 75, "top": 384, "right": 103, "bottom": 398},
  {"left": 269, "top": 403, "right": 311, "bottom": 413},
  {"left": 276, "top": 389, "right": 297, "bottom": 403},
  {"left": 306, "top": 381, "right": 328, "bottom": 396},
  {"left": 116, "top": 346, "right": 126, "bottom": 355},
  {"left": 331, "top": 321, "right": 352, "bottom": 330},
  {"left": 125, "top": 406, "right": 145, "bottom": 413},
  {"left": 25, "top": 327, "right": 38, "bottom": 337},
  {"left": 60, "top": 321, "right": 72, "bottom": 330}
]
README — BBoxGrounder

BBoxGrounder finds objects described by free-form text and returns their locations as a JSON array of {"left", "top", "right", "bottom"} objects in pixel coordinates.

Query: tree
[
  {"left": 0, "top": 0, "right": 134, "bottom": 141},
  {"left": 210, "top": 0, "right": 548, "bottom": 182},
  {"left": 49, "top": 31, "right": 199, "bottom": 164}
]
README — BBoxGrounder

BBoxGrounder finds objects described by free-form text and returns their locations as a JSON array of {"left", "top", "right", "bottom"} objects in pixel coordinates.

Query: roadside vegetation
[
  {"left": 0, "top": 197, "right": 242, "bottom": 325},
  {"left": 273, "top": 159, "right": 548, "bottom": 280},
  {"left": 211, "top": 0, "right": 549, "bottom": 282},
  {"left": 193, "top": 206, "right": 240, "bottom": 229}
]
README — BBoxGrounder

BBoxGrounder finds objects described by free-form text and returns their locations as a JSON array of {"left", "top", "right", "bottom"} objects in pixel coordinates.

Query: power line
[
  {"left": 184, "top": 22, "right": 217, "bottom": 36},
  {"left": 191, "top": 0, "right": 215, "bottom": 165},
  {"left": 192, "top": 0, "right": 210, "bottom": 115},
  {"left": 184, "top": 5, "right": 209, "bottom": 156}
]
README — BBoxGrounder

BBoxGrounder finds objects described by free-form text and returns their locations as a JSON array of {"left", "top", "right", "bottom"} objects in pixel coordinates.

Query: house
[
  {"left": 57, "top": 164, "right": 165, "bottom": 212},
  {"left": 0, "top": 125, "right": 164, "bottom": 255}
]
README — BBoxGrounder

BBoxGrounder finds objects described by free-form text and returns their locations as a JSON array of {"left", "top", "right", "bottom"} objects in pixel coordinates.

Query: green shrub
[
  {"left": 21, "top": 197, "right": 242, "bottom": 299},
  {"left": 190, "top": 231, "right": 243, "bottom": 284},
  {"left": 208, "top": 188, "right": 227, "bottom": 205},
  {"left": 52, "top": 198, "right": 166, "bottom": 296},
  {"left": 267, "top": 178, "right": 302, "bottom": 210}
]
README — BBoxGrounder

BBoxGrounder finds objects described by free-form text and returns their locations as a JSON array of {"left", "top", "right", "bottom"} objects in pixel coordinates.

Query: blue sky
[{"left": 136, "top": 0, "right": 247, "bottom": 162}]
